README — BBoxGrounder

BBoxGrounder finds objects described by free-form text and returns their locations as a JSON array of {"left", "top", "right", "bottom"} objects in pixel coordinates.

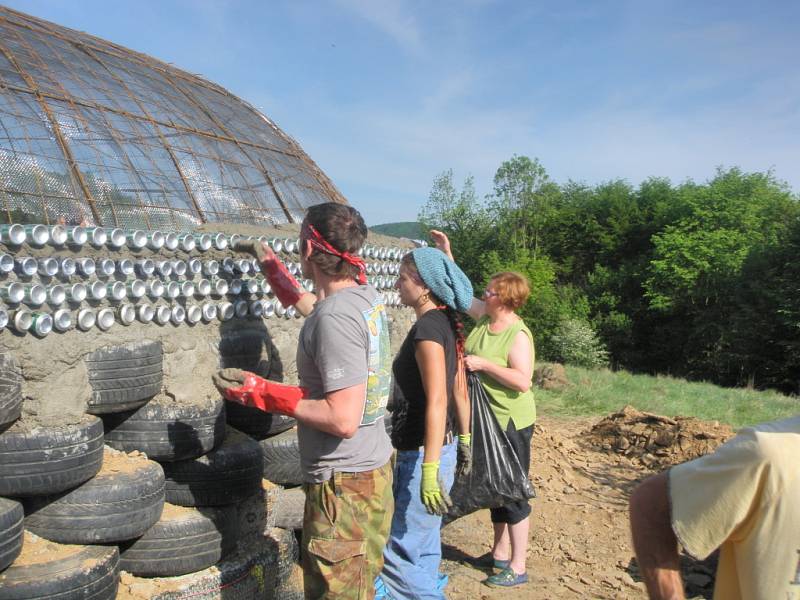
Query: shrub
[{"left": 549, "top": 318, "right": 610, "bottom": 368}]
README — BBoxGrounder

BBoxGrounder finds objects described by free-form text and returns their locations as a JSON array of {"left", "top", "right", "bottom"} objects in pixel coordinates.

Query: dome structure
[{"left": 0, "top": 6, "right": 347, "bottom": 230}]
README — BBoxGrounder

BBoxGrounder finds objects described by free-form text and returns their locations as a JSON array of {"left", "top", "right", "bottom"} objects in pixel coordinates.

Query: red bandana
[{"left": 302, "top": 222, "right": 367, "bottom": 284}]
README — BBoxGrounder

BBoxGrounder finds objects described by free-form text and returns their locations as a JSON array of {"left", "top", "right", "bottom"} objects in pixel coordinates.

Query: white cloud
[{"left": 334, "top": 0, "right": 424, "bottom": 56}]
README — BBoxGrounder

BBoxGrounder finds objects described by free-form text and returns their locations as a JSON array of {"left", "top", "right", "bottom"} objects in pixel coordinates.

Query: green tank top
[{"left": 464, "top": 315, "right": 536, "bottom": 430}]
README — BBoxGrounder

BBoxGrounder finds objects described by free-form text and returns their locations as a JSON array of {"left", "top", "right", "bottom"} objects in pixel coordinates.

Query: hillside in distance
[{"left": 369, "top": 221, "right": 426, "bottom": 240}]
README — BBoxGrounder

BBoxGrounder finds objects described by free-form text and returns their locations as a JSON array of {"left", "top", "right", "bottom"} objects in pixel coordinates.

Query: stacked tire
[{"left": 0, "top": 346, "right": 131, "bottom": 599}]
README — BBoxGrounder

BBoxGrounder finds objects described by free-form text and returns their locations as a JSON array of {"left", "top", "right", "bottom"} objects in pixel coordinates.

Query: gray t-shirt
[{"left": 296, "top": 285, "right": 393, "bottom": 483}]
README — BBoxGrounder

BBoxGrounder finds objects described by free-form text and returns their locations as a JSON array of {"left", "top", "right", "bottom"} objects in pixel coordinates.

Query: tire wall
[{"left": 0, "top": 224, "right": 416, "bottom": 422}]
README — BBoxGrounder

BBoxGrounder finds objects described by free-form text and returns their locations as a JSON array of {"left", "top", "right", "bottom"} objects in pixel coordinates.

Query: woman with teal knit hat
[
  {"left": 430, "top": 230, "right": 536, "bottom": 589},
  {"left": 375, "top": 247, "right": 473, "bottom": 600}
]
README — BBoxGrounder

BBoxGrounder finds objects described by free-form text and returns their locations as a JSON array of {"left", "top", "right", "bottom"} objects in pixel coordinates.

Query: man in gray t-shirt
[{"left": 216, "top": 203, "right": 394, "bottom": 600}]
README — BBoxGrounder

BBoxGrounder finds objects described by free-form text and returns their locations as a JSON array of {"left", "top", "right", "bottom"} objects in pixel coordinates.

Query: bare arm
[
  {"left": 452, "top": 361, "right": 470, "bottom": 436},
  {"left": 464, "top": 330, "right": 533, "bottom": 393},
  {"left": 629, "top": 472, "right": 685, "bottom": 600},
  {"left": 416, "top": 340, "right": 448, "bottom": 464},
  {"left": 292, "top": 382, "right": 366, "bottom": 439}
]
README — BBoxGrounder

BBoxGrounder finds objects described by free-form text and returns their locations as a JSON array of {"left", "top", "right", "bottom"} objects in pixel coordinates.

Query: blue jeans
[{"left": 379, "top": 441, "right": 457, "bottom": 600}]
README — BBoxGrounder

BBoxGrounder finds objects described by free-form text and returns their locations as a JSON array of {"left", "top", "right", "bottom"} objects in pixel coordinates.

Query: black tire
[
  {"left": 102, "top": 396, "right": 225, "bottom": 462},
  {"left": 0, "top": 353, "right": 22, "bottom": 429},
  {"left": 273, "top": 487, "right": 305, "bottom": 530},
  {"left": 119, "top": 503, "right": 237, "bottom": 577},
  {"left": 162, "top": 427, "right": 264, "bottom": 507},
  {"left": 23, "top": 452, "right": 164, "bottom": 544},
  {"left": 218, "top": 328, "right": 272, "bottom": 378},
  {"left": 0, "top": 543, "right": 118, "bottom": 600},
  {"left": 0, "top": 498, "right": 23, "bottom": 572},
  {"left": 85, "top": 340, "right": 163, "bottom": 414},
  {"left": 259, "top": 427, "right": 303, "bottom": 486},
  {"left": 224, "top": 401, "right": 296, "bottom": 438},
  {"left": 0, "top": 416, "right": 104, "bottom": 497}
]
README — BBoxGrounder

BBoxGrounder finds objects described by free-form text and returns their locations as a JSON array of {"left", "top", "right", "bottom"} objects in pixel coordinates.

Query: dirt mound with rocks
[
  {"left": 534, "top": 363, "right": 570, "bottom": 390},
  {"left": 586, "top": 405, "right": 735, "bottom": 470}
]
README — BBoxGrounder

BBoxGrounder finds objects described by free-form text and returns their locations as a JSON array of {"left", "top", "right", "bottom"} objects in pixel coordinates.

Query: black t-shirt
[{"left": 390, "top": 309, "right": 457, "bottom": 451}]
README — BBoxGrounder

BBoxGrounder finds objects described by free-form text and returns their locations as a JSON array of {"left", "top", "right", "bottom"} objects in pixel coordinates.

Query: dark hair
[
  {"left": 401, "top": 253, "right": 465, "bottom": 357},
  {"left": 303, "top": 203, "right": 367, "bottom": 279}
]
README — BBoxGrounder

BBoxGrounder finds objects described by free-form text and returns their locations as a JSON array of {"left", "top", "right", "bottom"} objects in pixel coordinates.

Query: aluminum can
[
  {"left": 107, "top": 281, "right": 126, "bottom": 301},
  {"left": 118, "top": 304, "right": 136, "bottom": 325},
  {"left": 137, "top": 304, "right": 155, "bottom": 323},
  {"left": 65, "top": 283, "right": 87, "bottom": 303},
  {"left": 155, "top": 305, "right": 171, "bottom": 325},
  {"left": 287, "top": 306, "right": 298, "bottom": 319},
  {"left": 212, "top": 233, "right": 228, "bottom": 250},
  {"left": 196, "top": 279, "right": 211, "bottom": 296},
  {"left": 29, "top": 312, "right": 53, "bottom": 337},
  {"left": 249, "top": 300, "right": 263, "bottom": 317},
  {"left": 218, "top": 302, "right": 234, "bottom": 321},
  {"left": 156, "top": 260, "right": 172, "bottom": 277},
  {"left": 261, "top": 280, "right": 272, "bottom": 295},
  {"left": 262, "top": 299, "right": 275, "bottom": 318},
  {"left": 87, "top": 227, "right": 107, "bottom": 247},
  {"left": 97, "top": 258, "right": 116, "bottom": 277},
  {"left": 77, "top": 257, "right": 96, "bottom": 276},
  {"left": 235, "top": 259, "right": 251, "bottom": 274},
  {"left": 0, "top": 254, "right": 14, "bottom": 273},
  {"left": 179, "top": 234, "right": 196, "bottom": 252},
  {"left": 234, "top": 300, "right": 248, "bottom": 318},
  {"left": 59, "top": 257, "right": 76, "bottom": 276},
  {"left": 228, "top": 279, "right": 242, "bottom": 295},
  {"left": 126, "top": 230, "right": 147, "bottom": 249},
  {"left": 0, "top": 307, "right": 7, "bottom": 329},
  {"left": 201, "top": 302, "right": 217, "bottom": 322},
  {"left": 65, "top": 226, "right": 88, "bottom": 245},
  {"left": 212, "top": 278, "right": 229, "bottom": 296},
  {"left": 269, "top": 238, "right": 284, "bottom": 253},
  {"left": 246, "top": 279, "right": 259, "bottom": 295},
  {"left": 0, "top": 283, "right": 24, "bottom": 304},
  {"left": 15, "top": 257, "right": 38, "bottom": 277},
  {"left": 37, "top": 257, "right": 59, "bottom": 277},
  {"left": 188, "top": 258, "right": 202, "bottom": 275},
  {"left": 204, "top": 260, "right": 219, "bottom": 276},
  {"left": 193, "top": 234, "right": 212, "bottom": 251},
  {"left": 163, "top": 232, "right": 179, "bottom": 251},
  {"left": 136, "top": 259, "right": 155, "bottom": 277},
  {"left": 147, "top": 231, "right": 165, "bottom": 250},
  {"left": 96, "top": 308, "right": 115, "bottom": 331},
  {"left": 274, "top": 302, "right": 286, "bottom": 317},
  {"left": 23, "top": 284, "right": 46, "bottom": 306},
  {"left": 146, "top": 279, "right": 165, "bottom": 298},
  {"left": 222, "top": 257, "right": 235, "bottom": 274},
  {"left": 284, "top": 238, "right": 298, "bottom": 254},
  {"left": 10, "top": 308, "right": 32, "bottom": 332},
  {"left": 77, "top": 308, "right": 96, "bottom": 331},
  {"left": 166, "top": 281, "right": 180, "bottom": 299},
  {"left": 229, "top": 234, "right": 242, "bottom": 247},
  {"left": 117, "top": 259, "right": 134, "bottom": 276},
  {"left": 106, "top": 228, "right": 125, "bottom": 248},
  {"left": 180, "top": 281, "right": 195, "bottom": 297},
  {"left": 49, "top": 225, "right": 68, "bottom": 245},
  {"left": 127, "top": 280, "right": 146, "bottom": 299},
  {"left": 24, "top": 224, "right": 49, "bottom": 246},
  {"left": 88, "top": 280, "right": 107, "bottom": 300},
  {"left": 171, "top": 305, "right": 186, "bottom": 324},
  {"left": 0, "top": 224, "right": 26, "bottom": 245},
  {"left": 53, "top": 309, "right": 72, "bottom": 332},
  {"left": 48, "top": 285, "right": 66, "bottom": 306},
  {"left": 171, "top": 260, "right": 187, "bottom": 277},
  {"left": 186, "top": 304, "right": 201, "bottom": 324}
]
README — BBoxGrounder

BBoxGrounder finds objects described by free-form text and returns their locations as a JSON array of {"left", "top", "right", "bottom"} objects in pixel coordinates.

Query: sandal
[{"left": 484, "top": 567, "right": 529, "bottom": 587}]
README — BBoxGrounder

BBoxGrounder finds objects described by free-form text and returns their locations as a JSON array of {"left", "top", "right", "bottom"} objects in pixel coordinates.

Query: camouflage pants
[{"left": 302, "top": 461, "right": 394, "bottom": 600}]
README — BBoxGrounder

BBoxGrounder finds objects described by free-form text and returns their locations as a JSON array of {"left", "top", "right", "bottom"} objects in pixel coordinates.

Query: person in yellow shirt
[{"left": 629, "top": 414, "right": 800, "bottom": 600}]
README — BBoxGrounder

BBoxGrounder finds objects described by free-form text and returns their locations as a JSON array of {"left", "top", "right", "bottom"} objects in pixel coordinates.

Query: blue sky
[{"left": 6, "top": 0, "right": 799, "bottom": 225}]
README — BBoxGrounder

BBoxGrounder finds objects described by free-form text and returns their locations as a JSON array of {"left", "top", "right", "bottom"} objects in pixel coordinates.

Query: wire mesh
[{"left": 0, "top": 6, "right": 347, "bottom": 228}]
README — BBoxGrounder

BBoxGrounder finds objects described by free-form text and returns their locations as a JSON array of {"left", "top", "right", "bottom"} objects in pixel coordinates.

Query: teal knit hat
[{"left": 410, "top": 247, "right": 474, "bottom": 312}]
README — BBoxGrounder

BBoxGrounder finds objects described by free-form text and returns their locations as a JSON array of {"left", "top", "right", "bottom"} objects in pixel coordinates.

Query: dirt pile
[
  {"left": 586, "top": 405, "right": 735, "bottom": 470},
  {"left": 534, "top": 363, "right": 570, "bottom": 390}
]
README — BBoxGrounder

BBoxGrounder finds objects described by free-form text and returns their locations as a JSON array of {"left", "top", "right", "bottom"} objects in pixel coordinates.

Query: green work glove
[
  {"left": 420, "top": 461, "right": 452, "bottom": 516},
  {"left": 456, "top": 433, "right": 472, "bottom": 477}
]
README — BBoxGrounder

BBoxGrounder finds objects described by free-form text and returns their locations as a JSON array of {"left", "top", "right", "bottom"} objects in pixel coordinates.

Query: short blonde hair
[{"left": 490, "top": 272, "right": 530, "bottom": 310}]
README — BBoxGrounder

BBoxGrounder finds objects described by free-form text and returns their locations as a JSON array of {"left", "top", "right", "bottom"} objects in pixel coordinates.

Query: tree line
[{"left": 419, "top": 156, "right": 800, "bottom": 394}]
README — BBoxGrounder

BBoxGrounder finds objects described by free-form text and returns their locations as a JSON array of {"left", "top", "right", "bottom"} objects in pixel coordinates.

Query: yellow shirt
[
  {"left": 464, "top": 315, "right": 536, "bottom": 430},
  {"left": 669, "top": 415, "right": 800, "bottom": 600}
]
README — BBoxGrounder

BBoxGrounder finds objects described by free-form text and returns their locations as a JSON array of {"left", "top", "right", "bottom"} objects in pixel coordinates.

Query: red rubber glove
[
  {"left": 212, "top": 369, "right": 305, "bottom": 415},
  {"left": 236, "top": 240, "right": 303, "bottom": 307}
]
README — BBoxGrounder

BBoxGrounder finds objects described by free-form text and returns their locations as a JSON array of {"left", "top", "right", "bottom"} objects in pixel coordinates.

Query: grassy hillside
[
  {"left": 369, "top": 221, "right": 425, "bottom": 239},
  {"left": 538, "top": 364, "right": 798, "bottom": 428}
]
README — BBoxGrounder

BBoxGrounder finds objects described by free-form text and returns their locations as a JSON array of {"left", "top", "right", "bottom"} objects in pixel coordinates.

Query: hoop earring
[{"left": 417, "top": 292, "right": 430, "bottom": 306}]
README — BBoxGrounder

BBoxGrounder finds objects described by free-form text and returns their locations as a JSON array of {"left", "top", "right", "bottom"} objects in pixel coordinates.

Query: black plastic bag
[{"left": 445, "top": 371, "right": 536, "bottom": 523}]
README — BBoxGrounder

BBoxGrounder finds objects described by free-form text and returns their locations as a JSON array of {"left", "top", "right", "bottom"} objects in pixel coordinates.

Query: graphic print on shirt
[{"left": 360, "top": 297, "right": 391, "bottom": 424}]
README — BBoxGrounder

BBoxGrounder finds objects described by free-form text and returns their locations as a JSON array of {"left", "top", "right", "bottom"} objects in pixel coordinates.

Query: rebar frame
[{"left": 0, "top": 6, "right": 348, "bottom": 229}]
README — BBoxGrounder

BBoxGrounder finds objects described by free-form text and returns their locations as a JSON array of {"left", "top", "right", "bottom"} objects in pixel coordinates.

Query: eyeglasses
[{"left": 483, "top": 290, "right": 498, "bottom": 298}]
